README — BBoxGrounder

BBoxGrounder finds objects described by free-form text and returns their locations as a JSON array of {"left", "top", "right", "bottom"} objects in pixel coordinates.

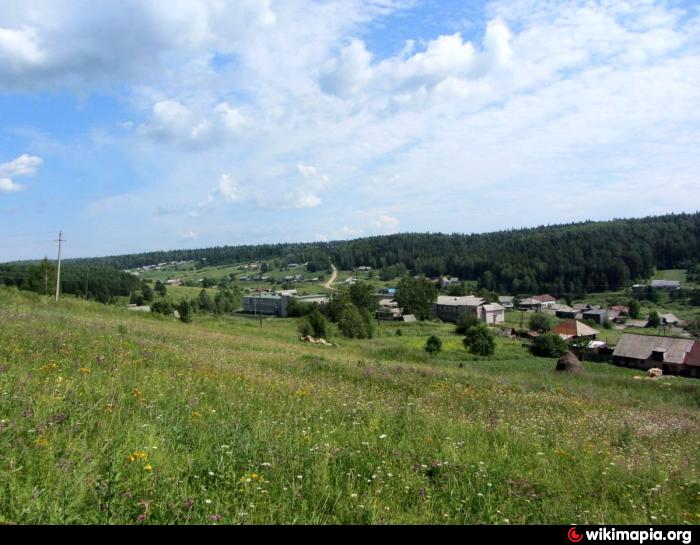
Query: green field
[{"left": 0, "top": 287, "right": 698, "bottom": 524}]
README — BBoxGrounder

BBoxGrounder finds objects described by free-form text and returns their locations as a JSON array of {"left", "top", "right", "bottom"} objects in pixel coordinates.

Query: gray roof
[
  {"left": 613, "top": 333, "right": 694, "bottom": 364},
  {"left": 482, "top": 303, "right": 505, "bottom": 312},
  {"left": 435, "top": 295, "right": 485, "bottom": 307},
  {"left": 651, "top": 279, "right": 681, "bottom": 288}
]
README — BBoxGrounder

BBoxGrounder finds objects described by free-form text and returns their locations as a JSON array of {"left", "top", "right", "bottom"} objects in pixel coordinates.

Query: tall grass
[{"left": 0, "top": 287, "right": 698, "bottom": 524}]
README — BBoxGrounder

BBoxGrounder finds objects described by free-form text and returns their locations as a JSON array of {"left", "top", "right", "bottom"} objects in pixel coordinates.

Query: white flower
[{"left": 379, "top": 434, "right": 387, "bottom": 439}]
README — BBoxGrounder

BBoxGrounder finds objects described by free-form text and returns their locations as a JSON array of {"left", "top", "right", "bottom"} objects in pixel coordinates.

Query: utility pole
[
  {"left": 85, "top": 270, "right": 89, "bottom": 299},
  {"left": 55, "top": 231, "right": 64, "bottom": 302}
]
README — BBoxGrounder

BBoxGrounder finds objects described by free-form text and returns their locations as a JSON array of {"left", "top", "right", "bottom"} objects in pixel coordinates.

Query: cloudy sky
[{"left": 1, "top": 0, "right": 699, "bottom": 261}]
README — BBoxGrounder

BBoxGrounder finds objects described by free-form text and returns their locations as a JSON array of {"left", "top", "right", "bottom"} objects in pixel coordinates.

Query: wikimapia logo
[{"left": 567, "top": 527, "right": 693, "bottom": 544}]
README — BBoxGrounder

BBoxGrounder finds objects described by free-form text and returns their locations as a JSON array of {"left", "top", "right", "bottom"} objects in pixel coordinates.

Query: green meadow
[{"left": 0, "top": 287, "right": 698, "bottom": 524}]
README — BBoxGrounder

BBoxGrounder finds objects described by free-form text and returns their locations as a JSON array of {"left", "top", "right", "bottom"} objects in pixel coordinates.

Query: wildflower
[
  {"left": 205, "top": 499, "right": 212, "bottom": 504},
  {"left": 128, "top": 451, "right": 147, "bottom": 462},
  {"left": 184, "top": 497, "right": 194, "bottom": 510},
  {"left": 379, "top": 434, "right": 387, "bottom": 439},
  {"left": 79, "top": 367, "right": 91, "bottom": 374},
  {"left": 144, "top": 464, "right": 153, "bottom": 471},
  {"left": 210, "top": 514, "right": 222, "bottom": 522},
  {"left": 136, "top": 514, "right": 146, "bottom": 522}
]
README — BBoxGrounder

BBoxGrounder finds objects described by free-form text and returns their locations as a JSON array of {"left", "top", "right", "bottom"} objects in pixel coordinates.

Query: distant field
[
  {"left": 654, "top": 269, "right": 688, "bottom": 282},
  {"left": 0, "top": 287, "right": 698, "bottom": 524}
]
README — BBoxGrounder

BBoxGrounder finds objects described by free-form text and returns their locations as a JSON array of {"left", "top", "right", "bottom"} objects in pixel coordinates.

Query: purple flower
[
  {"left": 209, "top": 514, "right": 222, "bottom": 522},
  {"left": 184, "top": 497, "right": 195, "bottom": 510},
  {"left": 418, "top": 488, "right": 426, "bottom": 498},
  {"left": 136, "top": 514, "right": 146, "bottom": 522}
]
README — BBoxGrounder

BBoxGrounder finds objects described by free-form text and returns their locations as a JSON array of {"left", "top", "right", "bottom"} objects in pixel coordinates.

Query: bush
[
  {"left": 424, "top": 335, "right": 442, "bottom": 355},
  {"left": 648, "top": 310, "right": 660, "bottom": 328},
  {"left": 177, "top": 300, "right": 192, "bottom": 323},
  {"left": 308, "top": 308, "right": 329, "bottom": 339},
  {"left": 528, "top": 312, "right": 551, "bottom": 333},
  {"left": 628, "top": 299, "right": 640, "bottom": 318},
  {"left": 338, "top": 305, "right": 374, "bottom": 339},
  {"left": 298, "top": 321, "right": 313, "bottom": 337},
  {"left": 531, "top": 333, "right": 568, "bottom": 358},
  {"left": 462, "top": 324, "right": 496, "bottom": 356},
  {"left": 455, "top": 313, "right": 479, "bottom": 335},
  {"left": 150, "top": 300, "right": 173, "bottom": 315}
]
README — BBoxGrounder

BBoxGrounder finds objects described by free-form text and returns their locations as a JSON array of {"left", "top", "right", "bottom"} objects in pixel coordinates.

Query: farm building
[
  {"left": 651, "top": 279, "right": 682, "bottom": 289},
  {"left": 432, "top": 296, "right": 504, "bottom": 324},
  {"left": 612, "top": 333, "right": 697, "bottom": 376},
  {"left": 518, "top": 294, "right": 556, "bottom": 311},
  {"left": 498, "top": 296, "right": 514, "bottom": 309},
  {"left": 581, "top": 309, "right": 611, "bottom": 325},
  {"left": 478, "top": 303, "right": 506, "bottom": 324},
  {"left": 551, "top": 320, "right": 599, "bottom": 341}
]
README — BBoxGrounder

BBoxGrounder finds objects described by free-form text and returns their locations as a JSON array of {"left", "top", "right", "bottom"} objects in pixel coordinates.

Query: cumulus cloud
[
  {"left": 138, "top": 100, "right": 246, "bottom": 148},
  {"left": 373, "top": 214, "right": 400, "bottom": 232},
  {"left": 0, "top": 154, "right": 43, "bottom": 193},
  {"left": 280, "top": 162, "right": 329, "bottom": 208},
  {"left": 214, "top": 173, "right": 241, "bottom": 203}
]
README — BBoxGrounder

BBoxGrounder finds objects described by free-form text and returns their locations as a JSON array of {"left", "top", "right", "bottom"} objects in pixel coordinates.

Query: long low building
[
  {"left": 243, "top": 291, "right": 329, "bottom": 317},
  {"left": 612, "top": 333, "right": 699, "bottom": 377},
  {"left": 432, "top": 295, "right": 504, "bottom": 324}
]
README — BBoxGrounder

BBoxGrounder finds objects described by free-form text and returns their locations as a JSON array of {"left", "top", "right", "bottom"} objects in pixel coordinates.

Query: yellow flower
[
  {"left": 80, "top": 367, "right": 91, "bottom": 374},
  {"left": 144, "top": 464, "right": 153, "bottom": 471},
  {"left": 128, "top": 451, "right": 147, "bottom": 462},
  {"left": 34, "top": 436, "right": 50, "bottom": 447}
]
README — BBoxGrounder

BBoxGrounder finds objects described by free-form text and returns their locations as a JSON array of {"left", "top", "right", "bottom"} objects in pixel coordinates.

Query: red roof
[
  {"left": 684, "top": 341, "right": 700, "bottom": 367},
  {"left": 533, "top": 294, "right": 556, "bottom": 303}
]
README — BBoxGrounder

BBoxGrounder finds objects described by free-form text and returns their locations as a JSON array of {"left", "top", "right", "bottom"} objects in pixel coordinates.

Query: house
[
  {"left": 356, "top": 266, "right": 372, "bottom": 272},
  {"left": 401, "top": 314, "right": 417, "bottom": 323},
  {"left": 611, "top": 305, "right": 629, "bottom": 316},
  {"left": 432, "top": 295, "right": 486, "bottom": 322},
  {"left": 377, "top": 306, "right": 401, "bottom": 320},
  {"left": 518, "top": 297, "right": 543, "bottom": 311},
  {"left": 441, "top": 276, "right": 461, "bottom": 288},
  {"left": 659, "top": 313, "right": 681, "bottom": 326},
  {"left": 552, "top": 304, "right": 577, "bottom": 319},
  {"left": 612, "top": 333, "right": 697, "bottom": 376},
  {"left": 165, "top": 278, "right": 182, "bottom": 286},
  {"left": 498, "top": 296, "right": 514, "bottom": 309},
  {"left": 551, "top": 320, "right": 599, "bottom": 341},
  {"left": 533, "top": 294, "right": 557, "bottom": 308},
  {"left": 625, "top": 318, "right": 649, "bottom": 328},
  {"left": 582, "top": 309, "right": 611, "bottom": 325},
  {"left": 651, "top": 279, "right": 682, "bottom": 290},
  {"left": 479, "top": 303, "right": 506, "bottom": 324},
  {"left": 683, "top": 343, "right": 700, "bottom": 378}
]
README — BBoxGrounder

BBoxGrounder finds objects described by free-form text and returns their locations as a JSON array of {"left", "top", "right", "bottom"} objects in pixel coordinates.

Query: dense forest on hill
[
  {"left": 3, "top": 213, "right": 698, "bottom": 298},
  {"left": 0, "top": 259, "right": 140, "bottom": 302}
]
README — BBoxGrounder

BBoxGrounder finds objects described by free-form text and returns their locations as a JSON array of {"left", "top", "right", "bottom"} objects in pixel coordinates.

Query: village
[{"left": 198, "top": 264, "right": 700, "bottom": 380}]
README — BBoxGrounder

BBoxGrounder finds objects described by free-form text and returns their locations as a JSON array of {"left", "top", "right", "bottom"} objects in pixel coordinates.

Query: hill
[
  {"left": 0, "top": 287, "right": 698, "bottom": 524},
  {"left": 49, "top": 212, "right": 700, "bottom": 297}
]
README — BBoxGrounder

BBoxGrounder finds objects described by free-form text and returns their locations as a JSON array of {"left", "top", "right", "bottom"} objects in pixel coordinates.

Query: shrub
[
  {"left": 298, "top": 320, "right": 313, "bottom": 337},
  {"left": 648, "top": 310, "right": 660, "bottom": 328},
  {"left": 395, "top": 328, "right": 403, "bottom": 336},
  {"left": 424, "top": 335, "right": 442, "bottom": 355},
  {"left": 150, "top": 300, "right": 173, "bottom": 315},
  {"left": 338, "top": 305, "right": 374, "bottom": 339},
  {"left": 177, "top": 300, "right": 192, "bottom": 323},
  {"left": 308, "top": 308, "right": 329, "bottom": 339},
  {"left": 628, "top": 299, "right": 640, "bottom": 318},
  {"left": 531, "top": 333, "right": 568, "bottom": 358},
  {"left": 462, "top": 324, "right": 496, "bottom": 356},
  {"left": 528, "top": 312, "right": 551, "bottom": 333},
  {"left": 454, "top": 313, "right": 479, "bottom": 335}
]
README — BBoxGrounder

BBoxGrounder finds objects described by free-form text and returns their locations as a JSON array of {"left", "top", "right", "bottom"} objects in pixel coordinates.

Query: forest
[{"left": 2, "top": 213, "right": 699, "bottom": 298}]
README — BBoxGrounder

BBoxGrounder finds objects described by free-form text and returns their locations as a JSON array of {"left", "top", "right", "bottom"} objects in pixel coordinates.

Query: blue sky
[{"left": 1, "top": 0, "right": 699, "bottom": 261}]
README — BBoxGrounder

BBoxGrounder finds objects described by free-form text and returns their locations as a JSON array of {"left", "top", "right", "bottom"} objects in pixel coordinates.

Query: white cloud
[
  {"left": 214, "top": 173, "right": 241, "bottom": 203},
  {"left": 373, "top": 214, "right": 400, "bottom": 232},
  {"left": 181, "top": 230, "right": 198, "bottom": 240},
  {"left": 0, "top": 154, "right": 42, "bottom": 193},
  {"left": 0, "top": 178, "right": 24, "bottom": 192}
]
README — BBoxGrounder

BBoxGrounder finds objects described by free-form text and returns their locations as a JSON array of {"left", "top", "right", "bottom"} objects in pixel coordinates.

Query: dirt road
[{"left": 323, "top": 264, "right": 338, "bottom": 289}]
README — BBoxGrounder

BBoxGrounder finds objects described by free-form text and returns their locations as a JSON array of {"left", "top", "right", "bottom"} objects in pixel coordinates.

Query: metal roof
[{"left": 612, "top": 333, "right": 694, "bottom": 365}]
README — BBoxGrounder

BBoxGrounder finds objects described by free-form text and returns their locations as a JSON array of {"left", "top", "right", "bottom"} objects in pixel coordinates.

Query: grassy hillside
[{"left": 0, "top": 288, "right": 698, "bottom": 524}]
